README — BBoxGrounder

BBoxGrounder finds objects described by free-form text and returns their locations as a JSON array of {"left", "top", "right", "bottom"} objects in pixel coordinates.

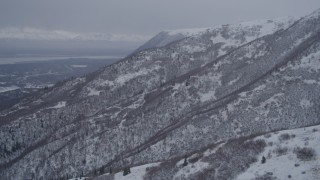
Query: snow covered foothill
[{"left": 236, "top": 125, "right": 320, "bottom": 180}]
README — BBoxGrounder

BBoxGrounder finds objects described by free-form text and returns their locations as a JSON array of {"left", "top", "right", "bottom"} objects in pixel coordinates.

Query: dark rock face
[{"left": 1, "top": 9, "right": 320, "bottom": 179}]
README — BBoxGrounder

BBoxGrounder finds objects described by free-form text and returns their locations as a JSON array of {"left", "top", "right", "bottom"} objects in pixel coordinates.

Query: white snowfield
[
  {"left": 87, "top": 87, "right": 101, "bottom": 96},
  {"left": 48, "top": 101, "right": 66, "bottom": 109},
  {"left": 113, "top": 163, "right": 160, "bottom": 180},
  {"left": 0, "top": 86, "right": 19, "bottom": 93},
  {"left": 173, "top": 157, "right": 209, "bottom": 179},
  {"left": 236, "top": 125, "right": 320, "bottom": 180},
  {"left": 71, "top": 65, "right": 88, "bottom": 68},
  {"left": 68, "top": 178, "right": 86, "bottom": 180}
]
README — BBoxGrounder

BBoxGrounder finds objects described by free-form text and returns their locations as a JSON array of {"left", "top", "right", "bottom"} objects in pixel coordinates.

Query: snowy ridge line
[
  {"left": 135, "top": 16, "right": 296, "bottom": 54},
  {"left": 163, "top": 16, "right": 296, "bottom": 37}
]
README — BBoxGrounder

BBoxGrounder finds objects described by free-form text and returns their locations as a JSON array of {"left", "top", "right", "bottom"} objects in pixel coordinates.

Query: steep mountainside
[{"left": 1, "top": 10, "right": 320, "bottom": 179}]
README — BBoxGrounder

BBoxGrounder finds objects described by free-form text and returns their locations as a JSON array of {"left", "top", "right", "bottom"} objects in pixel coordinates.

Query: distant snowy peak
[
  {"left": 0, "top": 27, "right": 151, "bottom": 42},
  {"left": 134, "top": 31, "right": 186, "bottom": 52},
  {"left": 136, "top": 16, "right": 297, "bottom": 52}
]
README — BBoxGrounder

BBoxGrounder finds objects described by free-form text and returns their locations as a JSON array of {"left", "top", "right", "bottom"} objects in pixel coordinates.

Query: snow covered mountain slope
[
  {"left": 93, "top": 124, "right": 319, "bottom": 180},
  {"left": 236, "top": 125, "right": 320, "bottom": 180},
  {"left": 0, "top": 9, "right": 320, "bottom": 180}
]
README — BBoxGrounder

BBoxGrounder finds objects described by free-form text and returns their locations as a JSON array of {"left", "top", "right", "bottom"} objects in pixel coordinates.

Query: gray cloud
[{"left": 0, "top": 0, "right": 320, "bottom": 37}]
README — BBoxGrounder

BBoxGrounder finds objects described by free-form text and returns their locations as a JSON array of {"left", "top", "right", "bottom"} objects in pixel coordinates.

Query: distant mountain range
[
  {"left": 0, "top": 27, "right": 150, "bottom": 42},
  {"left": 1, "top": 8, "right": 320, "bottom": 180},
  {"left": 0, "top": 28, "right": 151, "bottom": 58}
]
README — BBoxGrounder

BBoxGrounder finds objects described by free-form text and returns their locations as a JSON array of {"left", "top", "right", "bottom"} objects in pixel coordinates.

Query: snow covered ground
[
  {"left": 89, "top": 125, "right": 320, "bottom": 180},
  {"left": 68, "top": 178, "right": 86, "bottom": 180},
  {"left": 113, "top": 163, "right": 160, "bottom": 180},
  {"left": 236, "top": 125, "right": 320, "bottom": 180},
  {"left": 87, "top": 163, "right": 160, "bottom": 180},
  {"left": 87, "top": 87, "right": 101, "bottom": 96},
  {"left": 173, "top": 158, "right": 209, "bottom": 179}
]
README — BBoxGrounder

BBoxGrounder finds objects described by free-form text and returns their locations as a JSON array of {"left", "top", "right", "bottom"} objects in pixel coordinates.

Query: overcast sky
[{"left": 1, "top": 0, "right": 320, "bottom": 37}]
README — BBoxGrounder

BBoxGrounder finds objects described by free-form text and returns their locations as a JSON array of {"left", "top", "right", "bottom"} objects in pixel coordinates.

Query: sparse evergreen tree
[
  {"left": 183, "top": 155, "right": 188, "bottom": 166},
  {"left": 261, "top": 156, "right": 266, "bottom": 164},
  {"left": 100, "top": 167, "right": 104, "bottom": 174},
  {"left": 123, "top": 167, "right": 131, "bottom": 176}
]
